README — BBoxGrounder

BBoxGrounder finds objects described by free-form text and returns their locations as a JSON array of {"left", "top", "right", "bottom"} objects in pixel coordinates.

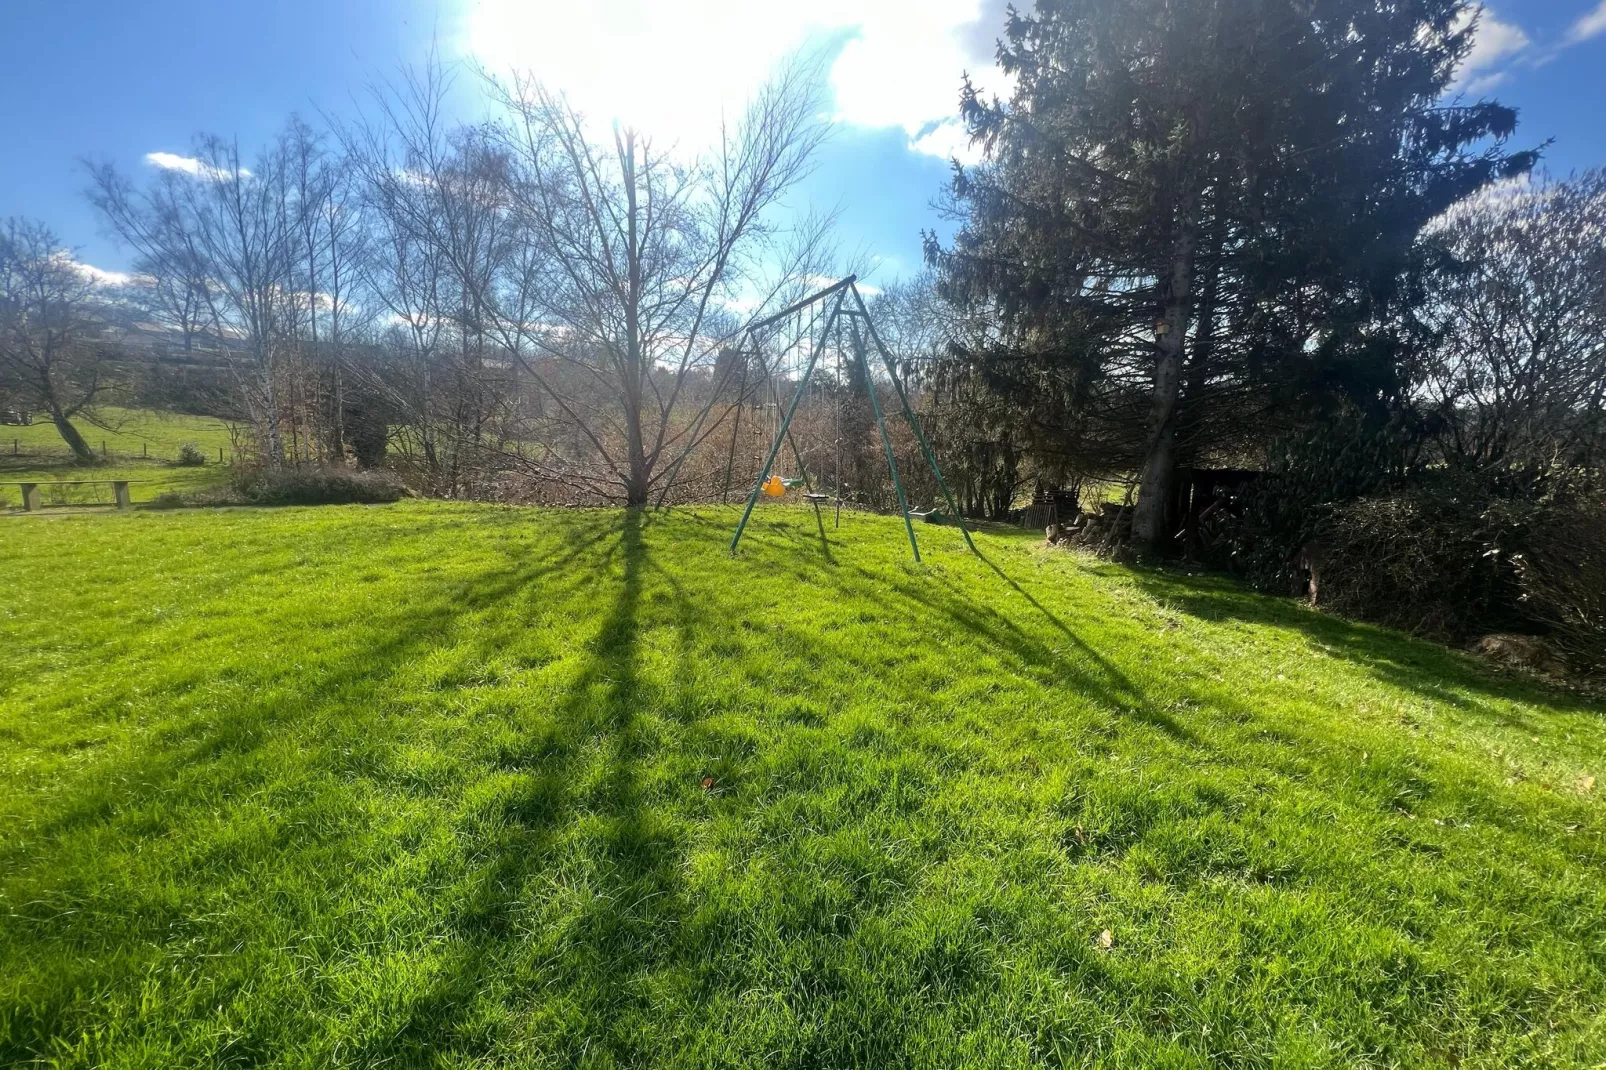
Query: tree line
[
  {"left": 5, "top": 57, "right": 843, "bottom": 502},
  {"left": 921, "top": 0, "right": 1605, "bottom": 669}
]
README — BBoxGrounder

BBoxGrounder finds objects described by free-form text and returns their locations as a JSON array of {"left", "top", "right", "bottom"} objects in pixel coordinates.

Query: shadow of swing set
[{"left": 719, "top": 276, "right": 978, "bottom": 562}]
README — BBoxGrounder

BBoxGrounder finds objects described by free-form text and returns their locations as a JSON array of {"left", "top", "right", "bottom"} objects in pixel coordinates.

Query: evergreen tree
[{"left": 934, "top": 0, "right": 1537, "bottom": 548}]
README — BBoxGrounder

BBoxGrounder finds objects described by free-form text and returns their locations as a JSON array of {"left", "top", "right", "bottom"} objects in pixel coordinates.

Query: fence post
[
  {"left": 218, "top": 447, "right": 224, "bottom": 463},
  {"left": 101, "top": 440, "right": 108, "bottom": 459},
  {"left": 142, "top": 442, "right": 147, "bottom": 458}
]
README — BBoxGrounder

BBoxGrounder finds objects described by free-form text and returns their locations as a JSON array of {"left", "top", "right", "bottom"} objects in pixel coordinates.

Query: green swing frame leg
[
  {"left": 851, "top": 286, "right": 980, "bottom": 558},
  {"left": 850, "top": 317, "right": 922, "bottom": 562},
  {"left": 731, "top": 280, "right": 978, "bottom": 562},
  {"left": 730, "top": 292, "right": 845, "bottom": 554}
]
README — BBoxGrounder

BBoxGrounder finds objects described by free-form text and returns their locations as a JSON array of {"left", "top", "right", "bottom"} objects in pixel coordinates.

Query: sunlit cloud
[
  {"left": 460, "top": 0, "right": 1008, "bottom": 161},
  {"left": 75, "top": 262, "right": 134, "bottom": 287},
  {"left": 1451, "top": 3, "right": 1606, "bottom": 85},
  {"left": 49, "top": 251, "right": 136, "bottom": 288},
  {"left": 145, "top": 151, "right": 251, "bottom": 181},
  {"left": 1451, "top": 8, "right": 1531, "bottom": 94},
  {"left": 1567, "top": 1, "right": 1606, "bottom": 44},
  {"left": 910, "top": 119, "right": 984, "bottom": 166}
]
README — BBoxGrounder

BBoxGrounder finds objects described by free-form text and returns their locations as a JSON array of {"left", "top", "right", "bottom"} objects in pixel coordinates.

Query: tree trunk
[
  {"left": 623, "top": 395, "right": 650, "bottom": 506},
  {"left": 621, "top": 133, "right": 651, "bottom": 508},
  {"left": 259, "top": 343, "right": 285, "bottom": 468},
  {"left": 1179, "top": 251, "right": 1220, "bottom": 469},
  {"left": 1132, "top": 211, "right": 1199, "bottom": 550},
  {"left": 329, "top": 359, "right": 346, "bottom": 465},
  {"left": 50, "top": 406, "right": 97, "bottom": 465}
]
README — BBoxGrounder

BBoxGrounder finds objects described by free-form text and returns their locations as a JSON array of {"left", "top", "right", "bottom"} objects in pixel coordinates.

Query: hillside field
[
  {"left": 1, "top": 502, "right": 1603, "bottom": 1068},
  {"left": 1, "top": 408, "right": 239, "bottom": 507}
]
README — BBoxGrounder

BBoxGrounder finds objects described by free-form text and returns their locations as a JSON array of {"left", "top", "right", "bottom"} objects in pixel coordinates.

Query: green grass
[
  {"left": 1, "top": 407, "right": 241, "bottom": 507},
  {"left": 3, "top": 406, "right": 238, "bottom": 459},
  {"left": 1, "top": 503, "right": 1602, "bottom": 1068}
]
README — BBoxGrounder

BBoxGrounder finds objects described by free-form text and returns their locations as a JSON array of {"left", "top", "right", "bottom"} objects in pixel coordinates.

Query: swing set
[{"left": 719, "top": 276, "right": 978, "bottom": 561}]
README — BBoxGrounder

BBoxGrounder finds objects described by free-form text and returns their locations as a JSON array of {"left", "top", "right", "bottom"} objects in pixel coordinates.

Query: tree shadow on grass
[
  {"left": 10, "top": 511, "right": 623, "bottom": 852},
  {"left": 1, "top": 510, "right": 649, "bottom": 1065},
  {"left": 901, "top": 549, "right": 1200, "bottom": 744},
  {"left": 365, "top": 507, "right": 691, "bottom": 1067},
  {"left": 678, "top": 509, "right": 1197, "bottom": 744},
  {"left": 1125, "top": 566, "right": 1599, "bottom": 723}
]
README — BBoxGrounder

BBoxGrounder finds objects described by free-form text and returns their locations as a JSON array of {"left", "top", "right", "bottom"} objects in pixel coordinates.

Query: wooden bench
[{"left": 2, "top": 480, "right": 146, "bottom": 511}]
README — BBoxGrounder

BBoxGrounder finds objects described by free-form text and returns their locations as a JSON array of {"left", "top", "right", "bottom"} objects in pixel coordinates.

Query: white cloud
[
  {"left": 144, "top": 151, "right": 250, "bottom": 181},
  {"left": 49, "top": 252, "right": 135, "bottom": 288},
  {"left": 1451, "top": 8, "right": 1531, "bottom": 93},
  {"left": 910, "top": 118, "right": 984, "bottom": 164},
  {"left": 461, "top": 0, "right": 1005, "bottom": 160},
  {"left": 1461, "top": 71, "right": 1511, "bottom": 95},
  {"left": 75, "top": 262, "right": 134, "bottom": 287},
  {"left": 1567, "top": 1, "right": 1606, "bottom": 44}
]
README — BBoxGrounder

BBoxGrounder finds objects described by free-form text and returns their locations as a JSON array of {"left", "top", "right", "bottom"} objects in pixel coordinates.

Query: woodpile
[{"left": 1044, "top": 503, "right": 1133, "bottom": 552}]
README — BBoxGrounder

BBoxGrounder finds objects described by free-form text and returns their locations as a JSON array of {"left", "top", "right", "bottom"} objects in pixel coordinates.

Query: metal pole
[
  {"left": 720, "top": 347, "right": 750, "bottom": 504},
  {"left": 730, "top": 292, "right": 845, "bottom": 554},
  {"left": 761, "top": 348, "right": 814, "bottom": 494},
  {"left": 834, "top": 317, "right": 843, "bottom": 529},
  {"left": 850, "top": 284, "right": 979, "bottom": 557},
  {"left": 746, "top": 275, "right": 857, "bottom": 335},
  {"left": 853, "top": 318, "right": 921, "bottom": 562}
]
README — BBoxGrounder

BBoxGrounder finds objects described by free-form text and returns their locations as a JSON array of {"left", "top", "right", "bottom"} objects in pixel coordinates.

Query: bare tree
[
  {"left": 81, "top": 56, "right": 834, "bottom": 499},
  {"left": 90, "top": 134, "right": 313, "bottom": 467},
  {"left": 340, "top": 61, "right": 509, "bottom": 485},
  {"left": 1424, "top": 170, "right": 1606, "bottom": 470},
  {"left": 0, "top": 219, "right": 112, "bottom": 464},
  {"left": 283, "top": 115, "right": 372, "bottom": 464},
  {"left": 485, "top": 56, "right": 830, "bottom": 504}
]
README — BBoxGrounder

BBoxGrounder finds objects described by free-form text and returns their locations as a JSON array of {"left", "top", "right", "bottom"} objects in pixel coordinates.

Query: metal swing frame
[{"left": 726, "top": 276, "right": 978, "bottom": 561}]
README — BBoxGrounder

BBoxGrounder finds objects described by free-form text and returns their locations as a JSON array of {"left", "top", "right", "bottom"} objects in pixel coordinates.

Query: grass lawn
[{"left": 2, "top": 502, "right": 1603, "bottom": 1067}]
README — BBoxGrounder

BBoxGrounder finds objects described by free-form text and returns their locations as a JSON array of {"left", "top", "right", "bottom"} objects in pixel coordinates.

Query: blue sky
[{"left": 2, "top": 0, "right": 1603, "bottom": 285}]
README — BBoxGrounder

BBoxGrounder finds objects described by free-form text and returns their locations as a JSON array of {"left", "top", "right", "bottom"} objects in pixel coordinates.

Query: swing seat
[
  {"left": 762, "top": 475, "right": 787, "bottom": 497},
  {"left": 804, "top": 493, "right": 830, "bottom": 505}
]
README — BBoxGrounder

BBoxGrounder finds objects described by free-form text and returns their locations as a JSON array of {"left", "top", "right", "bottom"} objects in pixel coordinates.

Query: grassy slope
[
  {"left": 1, "top": 503, "right": 1602, "bottom": 1068},
  {"left": 3, "top": 406, "right": 238, "bottom": 457},
  {"left": 2, "top": 408, "right": 239, "bottom": 507}
]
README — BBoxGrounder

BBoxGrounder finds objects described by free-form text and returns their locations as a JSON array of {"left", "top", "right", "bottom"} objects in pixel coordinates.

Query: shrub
[
  {"left": 1227, "top": 411, "right": 1420, "bottom": 589},
  {"left": 1310, "top": 480, "right": 1524, "bottom": 641},
  {"left": 1509, "top": 481, "right": 1606, "bottom": 675},
  {"left": 1242, "top": 459, "right": 1606, "bottom": 674},
  {"left": 342, "top": 403, "right": 389, "bottom": 468},
  {"left": 174, "top": 442, "right": 208, "bottom": 467},
  {"left": 230, "top": 467, "right": 403, "bottom": 506},
  {"left": 146, "top": 491, "right": 188, "bottom": 510}
]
